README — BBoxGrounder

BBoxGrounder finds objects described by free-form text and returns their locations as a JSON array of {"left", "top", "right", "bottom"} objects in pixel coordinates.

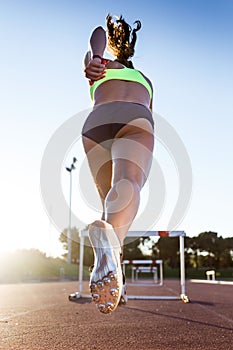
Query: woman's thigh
[
  {"left": 82, "top": 136, "right": 112, "bottom": 200},
  {"left": 112, "top": 119, "right": 154, "bottom": 188}
]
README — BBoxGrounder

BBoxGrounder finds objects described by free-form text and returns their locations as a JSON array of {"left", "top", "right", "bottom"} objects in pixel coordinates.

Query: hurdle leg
[
  {"left": 69, "top": 234, "right": 85, "bottom": 300},
  {"left": 179, "top": 235, "right": 189, "bottom": 303},
  {"left": 79, "top": 235, "right": 84, "bottom": 294},
  {"left": 159, "top": 261, "right": 163, "bottom": 286}
]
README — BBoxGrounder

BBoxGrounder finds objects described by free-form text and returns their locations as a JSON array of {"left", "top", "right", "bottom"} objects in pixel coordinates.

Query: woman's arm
[
  {"left": 150, "top": 98, "right": 153, "bottom": 112},
  {"left": 84, "top": 50, "right": 91, "bottom": 68},
  {"left": 84, "top": 26, "right": 107, "bottom": 81}
]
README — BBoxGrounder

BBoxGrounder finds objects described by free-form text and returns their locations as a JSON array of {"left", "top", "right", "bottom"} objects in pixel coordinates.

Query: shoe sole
[
  {"left": 89, "top": 222, "right": 122, "bottom": 314},
  {"left": 90, "top": 271, "right": 121, "bottom": 314}
]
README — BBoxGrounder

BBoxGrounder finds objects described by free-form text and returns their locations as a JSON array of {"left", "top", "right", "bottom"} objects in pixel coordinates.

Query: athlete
[{"left": 82, "top": 14, "right": 154, "bottom": 314}]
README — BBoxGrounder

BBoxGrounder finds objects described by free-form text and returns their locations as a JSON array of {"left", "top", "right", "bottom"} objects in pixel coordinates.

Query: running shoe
[{"left": 88, "top": 220, "right": 123, "bottom": 314}]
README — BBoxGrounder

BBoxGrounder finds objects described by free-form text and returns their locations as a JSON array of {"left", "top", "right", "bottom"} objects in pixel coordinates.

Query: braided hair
[{"left": 106, "top": 14, "right": 141, "bottom": 68}]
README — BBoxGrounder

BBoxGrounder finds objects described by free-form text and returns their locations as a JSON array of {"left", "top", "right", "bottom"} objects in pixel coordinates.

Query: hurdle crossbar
[{"left": 69, "top": 230, "right": 189, "bottom": 303}]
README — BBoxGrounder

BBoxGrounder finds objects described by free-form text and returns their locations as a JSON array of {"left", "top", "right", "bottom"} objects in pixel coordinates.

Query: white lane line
[{"left": 190, "top": 279, "right": 233, "bottom": 285}]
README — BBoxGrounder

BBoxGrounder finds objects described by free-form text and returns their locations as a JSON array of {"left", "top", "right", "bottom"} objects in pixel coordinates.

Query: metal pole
[
  {"left": 79, "top": 234, "right": 84, "bottom": 294},
  {"left": 67, "top": 170, "right": 72, "bottom": 264},
  {"left": 66, "top": 157, "right": 77, "bottom": 265},
  {"left": 179, "top": 235, "right": 186, "bottom": 296},
  {"left": 159, "top": 261, "right": 163, "bottom": 286}
]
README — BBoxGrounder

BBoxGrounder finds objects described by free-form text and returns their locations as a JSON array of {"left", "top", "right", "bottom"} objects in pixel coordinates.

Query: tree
[
  {"left": 184, "top": 232, "right": 233, "bottom": 269},
  {"left": 59, "top": 227, "right": 94, "bottom": 267},
  {"left": 219, "top": 237, "right": 233, "bottom": 268},
  {"left": 123, "top": 237, "right": 146, "bottom": 260},
  {"left": 185, "top": 237, "right": 199, "bottom": 268},
  {"left": 197, "top": 232, "right": 223, "bottom": 268},
  {"left": 154, "top": 237, "right": 180, "bottom": 268}
]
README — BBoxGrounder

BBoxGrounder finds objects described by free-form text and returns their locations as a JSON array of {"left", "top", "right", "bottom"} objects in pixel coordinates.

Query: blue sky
[{"left": 0, "top": 0, "right": 232, "bottom": 256}]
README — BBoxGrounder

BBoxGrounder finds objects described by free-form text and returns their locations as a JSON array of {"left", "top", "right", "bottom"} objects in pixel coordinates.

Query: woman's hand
[{"left": 84, "top": 57, "right": 106, "bottom": 82}]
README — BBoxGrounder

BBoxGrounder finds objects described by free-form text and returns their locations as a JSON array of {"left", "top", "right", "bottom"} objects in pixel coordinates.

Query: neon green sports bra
[{"left": 90, "top": 67, "right": 153, "bottom": 100}]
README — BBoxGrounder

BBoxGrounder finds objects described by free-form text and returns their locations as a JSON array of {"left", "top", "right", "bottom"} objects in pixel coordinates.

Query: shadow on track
[{"left": 124, "top": 305, "right": 233, "bottom": 332}]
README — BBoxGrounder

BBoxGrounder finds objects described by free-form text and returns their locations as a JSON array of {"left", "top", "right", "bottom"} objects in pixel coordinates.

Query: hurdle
[
  {"left": 123, "top": 259, "right": 163, "bottom": 285},
  {"left": 69, "top": 230, "right": 189, "bottom": 303}
]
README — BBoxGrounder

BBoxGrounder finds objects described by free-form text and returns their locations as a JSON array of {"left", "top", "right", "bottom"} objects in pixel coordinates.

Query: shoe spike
[
  {"left": 103, "top": 277, "right": 110, "bottom": 285},
  {"left": 109, "top": 272, "right": 116, "bottom": 281},
  {"left": 106, "top": 302, "right": 114, "bottom": 311},
  {"left": 92, "top": 293, "right": 100, "bottom": 302},
  {"left": 97, "top": 281, "right": 104, "bottom": 289},
  {"left": 90, "top": 283, "right": 97, "bottom": 292},
  {"left": 98, "top": 304, "right": 106, "bottom": 312},
  {"left": 110, "top": 288, "right": 118, "bottom": 297}
]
